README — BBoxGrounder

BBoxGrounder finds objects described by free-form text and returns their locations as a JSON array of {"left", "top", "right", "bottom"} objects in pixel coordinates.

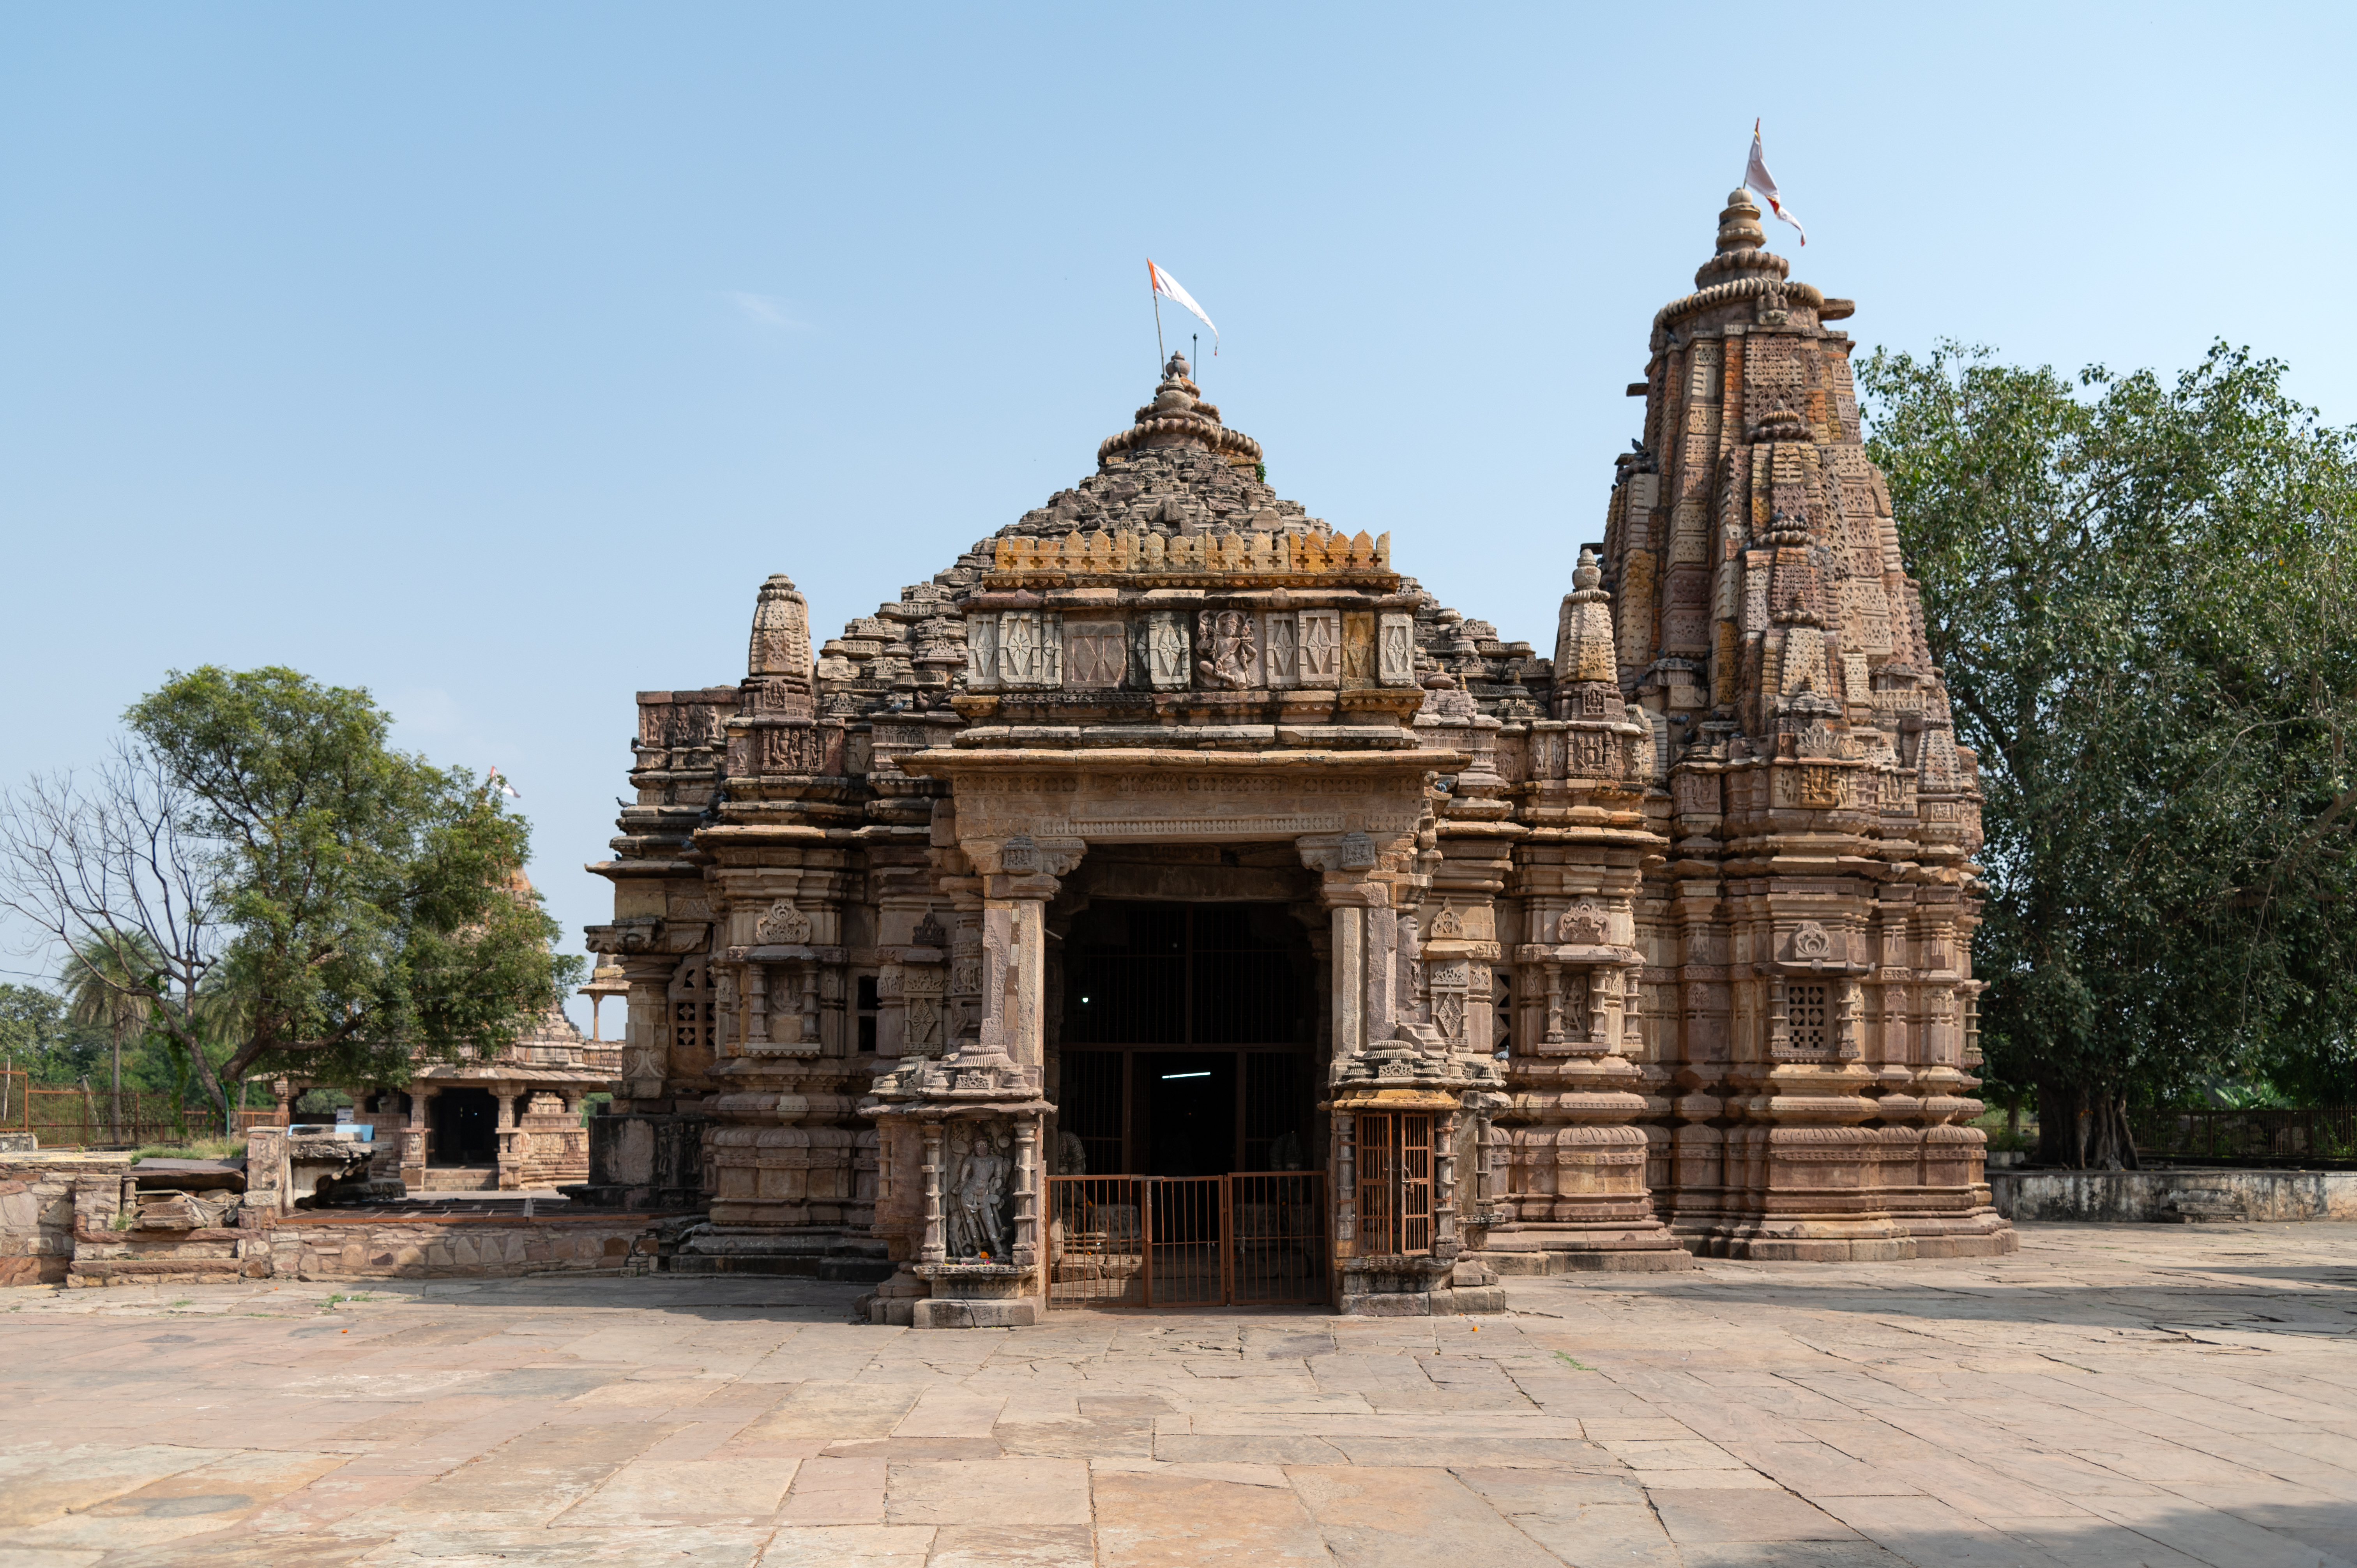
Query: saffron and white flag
[
  {"left": 1147, "top": 260, "right": 1219, "bottom": 353},
  {"left": 488, "top": 766, "right": 521, "bottom": 800},
  {"left": 1744, "top": 120, "right": 1807, "bottom": 246}
]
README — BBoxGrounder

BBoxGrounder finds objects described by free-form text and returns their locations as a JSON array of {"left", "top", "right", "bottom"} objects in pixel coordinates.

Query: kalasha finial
[
  {"left": 1693, "top": 186, "right": 1791, "bottom": 290},
  {"left": 1099, "top": 349, "right": 1262, "bottom": 469},
  {"left": 1573, "top": 546, "right": 1603, "bottom": 593},
  {"left": 1717, "top": 188, "right": 1765, "bottom": 254}
]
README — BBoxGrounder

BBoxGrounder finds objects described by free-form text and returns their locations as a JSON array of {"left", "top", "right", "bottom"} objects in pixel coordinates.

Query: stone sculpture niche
[{"left": 940, "top": 1121, "right": 1014, "bottom": 1262}]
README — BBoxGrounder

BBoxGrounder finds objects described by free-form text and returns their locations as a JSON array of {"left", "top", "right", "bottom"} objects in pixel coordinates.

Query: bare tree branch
[{"left": 0, "top": 744, "right": 236, "bottom": 1130}]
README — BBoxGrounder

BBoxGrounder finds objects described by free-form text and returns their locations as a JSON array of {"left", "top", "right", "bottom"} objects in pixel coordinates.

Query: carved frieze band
[{"left": 961, "top": 608, "right": 1418, "bottom": 693}]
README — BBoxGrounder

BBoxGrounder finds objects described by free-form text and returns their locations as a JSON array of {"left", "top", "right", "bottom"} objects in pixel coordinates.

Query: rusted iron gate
[
  {"left": 1047, "top": 1172, "right": 1326, "bottom": 1309},
  {"left": 2131, "top": 1105, "right": 2357, "bottom": 1165},
  {"left": 0, "top": 1070, "right": 193, "bottom": 1149}
]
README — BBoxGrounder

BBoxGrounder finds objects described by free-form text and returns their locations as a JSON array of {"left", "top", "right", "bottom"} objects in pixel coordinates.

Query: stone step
[
  {"left": 419, "top": 1166, "right": 500, "bottom": 1191},
  {"left": 669, "top": 1253, "right": 896, "bottom": 1283},
  {"left": 2161, "top": 1188, "right": 2248, "bottom": 1223}
]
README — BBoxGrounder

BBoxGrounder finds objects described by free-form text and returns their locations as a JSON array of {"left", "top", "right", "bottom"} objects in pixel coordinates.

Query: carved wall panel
[
  {"left": 1265, "top": 613, "right": 1299, "bottom": 687},
  {"left": 1341, "top": 612, "right": 1378, "bottom": 689},
  {"left": 963, "top": 614, "right": 999, "bottom": 689},
  {"left": 1063, "top": 620, "right": 1127, "bottom": 689},
  {"left": 1297, "top": 609, "right": 1341, "bottom": 687},
  {"left": 1377, "top": 613, "right": 1417, "bottom": 686},
  {"left": 1143, "top": 612, "right": 1191, "bottom": 690}
]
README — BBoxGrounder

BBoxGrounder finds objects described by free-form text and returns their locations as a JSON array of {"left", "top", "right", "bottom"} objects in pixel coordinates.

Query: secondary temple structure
[{"left": 584, "top": 190, "right": 2012, "bottom": 1325}]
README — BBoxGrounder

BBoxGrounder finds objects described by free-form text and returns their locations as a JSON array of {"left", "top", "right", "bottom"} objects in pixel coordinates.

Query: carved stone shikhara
[{"left": 587, "top": 210, "right": 2007, "bottom": 1323}]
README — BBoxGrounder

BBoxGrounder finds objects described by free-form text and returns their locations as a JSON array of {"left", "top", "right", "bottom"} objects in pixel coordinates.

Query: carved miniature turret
[
  {"left": 747, "top": 574, "right": 813, "bottom": 687},
  {"left": 1551, "top": 547, "right": 1619, "bottom": 703}
]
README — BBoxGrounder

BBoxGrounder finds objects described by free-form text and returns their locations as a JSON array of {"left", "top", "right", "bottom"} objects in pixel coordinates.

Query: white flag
[
  {"left": 1744, "top": 120, "right": 1807, "bottom": 246},
  {"left": 1147, "top": 260, "right": 1219, "bottom": 353},
  {"left": 488, "top": 766, "right": 521, "bottom": 800}
]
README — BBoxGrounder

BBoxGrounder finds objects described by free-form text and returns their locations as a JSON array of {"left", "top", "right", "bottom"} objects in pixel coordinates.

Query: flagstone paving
[{"left": 4, "top": 1222, "right": 2357, "bottom": 1566}]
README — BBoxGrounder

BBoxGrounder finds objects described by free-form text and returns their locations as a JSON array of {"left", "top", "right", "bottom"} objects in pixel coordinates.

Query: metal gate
[{"left": 1047, "top": 1172, "right": 1326, "bottom": 1309}]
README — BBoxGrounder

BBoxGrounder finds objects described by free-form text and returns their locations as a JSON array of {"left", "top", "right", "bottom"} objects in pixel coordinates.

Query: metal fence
[
  {"left": 0, "top": 1070, "right": 285, "bottom": 1149},
  {"left": 0, "top": 1071, "right": 203, "bottom": 1148},
  {"left": 2131, "top": 1106, "right": 2357, "bottom": 1165},
  {"left": 1046, "top": 1171, "right": 1325, "bottom": 1309}
]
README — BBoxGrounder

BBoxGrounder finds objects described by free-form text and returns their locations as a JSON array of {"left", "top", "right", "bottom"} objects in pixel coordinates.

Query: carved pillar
[
  {"left": 402, "top": 1087, "right": 433, "bottom": 1188},
  {"left": 616, "top": 954, "right": 680, "bottom": 1107},
  {"left": 920, "top": 1121, "right": 945, "bottom": 1266},
  {"left": 1298, "top": 830, "right": 1390, "bottom": 1074},
  {"left": 495, "top": 1089, "right": 521, "bottom": 1191},
  {"left": 1012, "top": 1121, "right": 1039, "bottom": 1270}
]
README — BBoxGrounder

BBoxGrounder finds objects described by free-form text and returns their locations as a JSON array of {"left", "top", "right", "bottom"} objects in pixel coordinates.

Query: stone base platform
[
  {"left": 1680, "top": 1213, "right": 2021, "bottom": 1263},
  {"left": 670, "top": 1226, "right": 896, "bottom": 1282},
  {"left": 905, "top": 1260, "right": 1039, "bottom": 1330},
  {"left": 1338, "top": 1255, "right": 1507, "bottom": 1316},
  {"left": 1476, "top": 1225, "right": 1698, "bottom": 1274}
]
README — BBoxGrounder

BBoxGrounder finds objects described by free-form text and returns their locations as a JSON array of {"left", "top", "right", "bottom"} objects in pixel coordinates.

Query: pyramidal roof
[{"left": 994, "top": 353, "right": 1323, "bottom": 542}]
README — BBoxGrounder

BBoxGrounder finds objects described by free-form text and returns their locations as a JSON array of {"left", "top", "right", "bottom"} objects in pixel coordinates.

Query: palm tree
[{"left": 62, "top": 933, "right": 161, "bottom": 1143}]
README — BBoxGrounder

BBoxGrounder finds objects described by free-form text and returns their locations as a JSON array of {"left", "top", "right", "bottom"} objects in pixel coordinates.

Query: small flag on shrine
[
  {"left": 488, "top": 766, "right": 521, "bottom": 800},
  {"left": 1745, "top": 120, "right": 1807, "bottom": 246},
  {"left": 1147, "top": 260, "right": 1219, "bottom": 353}
]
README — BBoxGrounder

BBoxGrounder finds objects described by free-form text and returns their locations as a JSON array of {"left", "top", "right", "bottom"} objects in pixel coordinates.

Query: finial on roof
[
  {"left": 1098, "top": 351, "right": 1264, "bottom": 471},
  {"left": 1692, "top": 187, "right": 1792, "bottom": 290},
  {"left": 1573, "top": 547, "right": 1603, "bottom": 593},
  {"left": 1717, "top": 188, "right": 1765, "bottom": 254}
]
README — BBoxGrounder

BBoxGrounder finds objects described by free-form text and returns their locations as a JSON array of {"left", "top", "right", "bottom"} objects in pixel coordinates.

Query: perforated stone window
[
  {"left": 669, "top": 956, "right": 715, "bottom": 1058},
  {"left": 1789, "top": 982, "right": 1828, "bottom": 1054}
]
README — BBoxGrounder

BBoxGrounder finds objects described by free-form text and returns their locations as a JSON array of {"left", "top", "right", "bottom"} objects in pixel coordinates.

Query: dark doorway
[
  {"left": 1137, "top": 1051, "right": 1234, "bottom": 1176},
  {"left": 1056, "top": 901, "right": 1318, "bottom": 1176},
  {"left": 430, "top": 1087, "right": 497, "bottom": 1163}
]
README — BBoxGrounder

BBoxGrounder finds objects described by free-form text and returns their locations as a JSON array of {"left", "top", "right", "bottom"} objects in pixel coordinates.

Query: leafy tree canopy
[
  {"left": 3, "top": 667, "right": 581, "bottom": 1131},
  {"left": 1861, "top": 342, "right": 2357, "bottom": 1166}
]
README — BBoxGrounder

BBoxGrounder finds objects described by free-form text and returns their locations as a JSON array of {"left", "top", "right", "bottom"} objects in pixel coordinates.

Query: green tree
[
  {"left": 62, "top": 932, "right": 161, "bottom": 1141},
  {"left": 1860, "top": 342, "right": 2357, "bottom": 1167},
  {"left": 1, "top": 667, "right": 582, "bottom": 1133},
  {"left": 0, "top": 983, "right": 97, "bottom": 1084}
]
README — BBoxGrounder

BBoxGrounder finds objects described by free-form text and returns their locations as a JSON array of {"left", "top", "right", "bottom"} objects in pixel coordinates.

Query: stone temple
[{"left": 581, "top": 189, "right": 2013, "bottom": 1326}]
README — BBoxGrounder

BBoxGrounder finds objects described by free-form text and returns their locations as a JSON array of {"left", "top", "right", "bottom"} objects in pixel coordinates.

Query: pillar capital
[{"left": 961, "top": 825, "right": 1079, "bottom": 886}]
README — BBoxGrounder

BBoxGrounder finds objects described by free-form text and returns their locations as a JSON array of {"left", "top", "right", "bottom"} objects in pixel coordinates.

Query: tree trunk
[
  {"left": 171, "top": 983, "right": 236, "bottom": 1137},
  {"left": 2034, "top": 1077, "right": 2141, "bottom": 1169},
  {"left": 109, "top": 1020, "right": 123, "bottom": 1143}
]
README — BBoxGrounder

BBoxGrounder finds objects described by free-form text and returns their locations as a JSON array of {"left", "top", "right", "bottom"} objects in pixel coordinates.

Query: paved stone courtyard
[{"left": 3, "top": 1223, "right": 2355, "bottom": 1567}]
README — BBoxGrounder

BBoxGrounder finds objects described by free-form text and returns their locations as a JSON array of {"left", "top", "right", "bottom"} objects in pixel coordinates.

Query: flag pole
[
  {"left": 1191, "top": 332, "right": 1198, "bottom": 384},
  {"left": 1151, "top": 265, "right": 1166, "bottom": 367}
]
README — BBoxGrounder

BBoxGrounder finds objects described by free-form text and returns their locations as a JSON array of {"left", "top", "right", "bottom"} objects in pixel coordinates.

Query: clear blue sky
[{"left": 4, "top": 3, "right": 2350, "bottom": 1026}]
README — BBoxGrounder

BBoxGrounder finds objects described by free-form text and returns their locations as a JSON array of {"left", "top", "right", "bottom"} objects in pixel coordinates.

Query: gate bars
[{"left": 1046, "top": 1172, "right": 1326, "bottom": 1308}]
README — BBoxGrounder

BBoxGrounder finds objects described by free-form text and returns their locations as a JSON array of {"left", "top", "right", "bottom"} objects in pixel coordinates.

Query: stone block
[{"left": 911, "top": 1296, "right": 1037, "bottom": 1330}]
